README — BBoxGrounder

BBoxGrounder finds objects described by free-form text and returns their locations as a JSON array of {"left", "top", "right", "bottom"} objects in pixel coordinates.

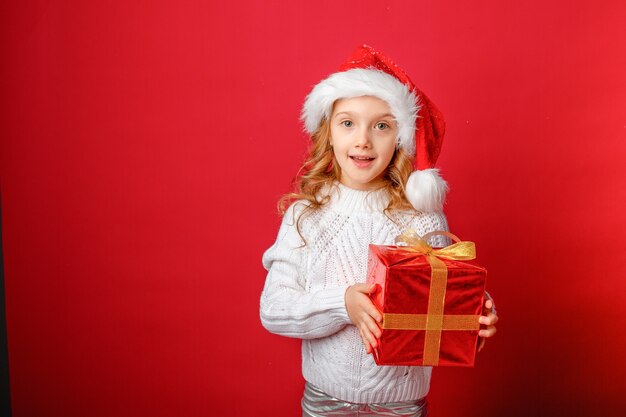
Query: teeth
[{"left": 352, "top": 156, "right": 373, "bottom": 160}]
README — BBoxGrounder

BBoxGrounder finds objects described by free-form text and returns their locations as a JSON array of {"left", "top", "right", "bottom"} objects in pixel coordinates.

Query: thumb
[
  {"left": 362, "top": 283, "right": 378, "bottom": 294},
  {"left": 350, "top": 283, "right": 374, "bottom": 294}
]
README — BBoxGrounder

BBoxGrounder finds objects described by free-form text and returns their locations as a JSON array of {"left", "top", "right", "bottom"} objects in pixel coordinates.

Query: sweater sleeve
[{"left": 259, "top": 203, "right": 351, "bottom": 339}]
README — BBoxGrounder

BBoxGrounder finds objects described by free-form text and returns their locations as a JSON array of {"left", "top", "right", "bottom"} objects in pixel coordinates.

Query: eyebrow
[{"left": 333, "top": 111, "right": 395, "bottom": 119}]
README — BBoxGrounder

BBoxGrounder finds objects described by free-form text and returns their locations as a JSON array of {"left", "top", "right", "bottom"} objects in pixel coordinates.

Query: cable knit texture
[{"left": 260, "top": 182, "right": 452, "bottom": 404}]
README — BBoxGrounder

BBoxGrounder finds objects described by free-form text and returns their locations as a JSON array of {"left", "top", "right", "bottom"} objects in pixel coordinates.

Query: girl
[{"left": 260, "top": 45, "right": 498, "bottom": 417}]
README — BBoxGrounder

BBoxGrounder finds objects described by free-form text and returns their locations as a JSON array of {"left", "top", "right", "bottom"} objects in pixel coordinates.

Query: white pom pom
[{"left": 405, "top": 168, "right": 449, "bottom": 213}]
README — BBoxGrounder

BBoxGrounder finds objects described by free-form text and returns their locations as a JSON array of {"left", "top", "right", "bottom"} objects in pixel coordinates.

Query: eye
[
  {"left": 341, "top": 120, "right": 353, "bottom": 128},
  {"left": 376, "top": 122, "right": 390, "bottom": 130}
]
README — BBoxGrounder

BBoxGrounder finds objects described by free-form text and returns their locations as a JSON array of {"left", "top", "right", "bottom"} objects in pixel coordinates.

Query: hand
[
  {"left": 477, "top": 298, "right": 498, "bottom": 352},
  {"left": 345, "top": 283, "right": 382, "bottom": 354}
]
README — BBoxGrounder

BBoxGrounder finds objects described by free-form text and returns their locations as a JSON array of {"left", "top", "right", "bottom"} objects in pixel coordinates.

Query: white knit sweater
[{"left": 260, "top": 182, "right": 452, "bottom": 404}]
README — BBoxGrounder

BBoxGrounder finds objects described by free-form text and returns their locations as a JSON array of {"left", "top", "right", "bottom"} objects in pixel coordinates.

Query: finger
[
  {"left": 361, "top": 325, "right": 379, "bottom": 349},
  {"left": 478, "top": 326, "right": 497, "bottom": 338},
  {"left": 363, "top": 315, "right": 382, "bottom": 339},
  {"left": 353, "top": 283, "right": 378, "bottom": 294},
  {"left": 478, "top": 313, "right": 499, "bottom": 326},
  {"left": 359, "top": 328, "right": 372, "bottom": 353},
  {"left": 477, "top": 337, "right": 486, "bottom": 352},
  {"left": 484, "top": 299, "right": 493, "bottom": 310},
  {"left": 351, "top": 283, "right": 369, "bottom": 294},
  {"left": 363, "top": 329, "right": 378, "bottom": 348},
  {"left": 362, "top": 283, "right": 378, "bottom": 294},
  {"left": 367, "top": 305, "right": 383, "bottom": 323},
  {"left": 489, "top": 313, "right": 499, "bottom": 325},
  {"left": 357, "top": 294, "right": 382, "bottom": 323}
]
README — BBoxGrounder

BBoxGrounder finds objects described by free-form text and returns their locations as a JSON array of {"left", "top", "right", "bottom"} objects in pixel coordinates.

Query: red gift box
[{"left": 367, "top": 231, "right": 487, "bottom": 366}]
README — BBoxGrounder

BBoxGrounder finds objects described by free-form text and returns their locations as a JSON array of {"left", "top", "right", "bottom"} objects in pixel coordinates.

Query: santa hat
[{"left": 301, "top": 45, "right": 448, "bottom": 213}]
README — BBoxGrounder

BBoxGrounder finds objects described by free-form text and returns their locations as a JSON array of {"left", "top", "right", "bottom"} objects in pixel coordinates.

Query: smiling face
[{"left": 329, "top": 96, "right": 398, "bottom": 190}]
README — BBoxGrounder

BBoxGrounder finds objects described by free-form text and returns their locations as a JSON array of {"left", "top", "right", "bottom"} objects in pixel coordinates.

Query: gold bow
[{"left": 382, "top": 229, "right": 480, "bottom": 366}]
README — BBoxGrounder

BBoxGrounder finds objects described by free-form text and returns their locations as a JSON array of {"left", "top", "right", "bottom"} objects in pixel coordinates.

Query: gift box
[{"left": 367, "top": 230, "right": 487, "bottom": 367}]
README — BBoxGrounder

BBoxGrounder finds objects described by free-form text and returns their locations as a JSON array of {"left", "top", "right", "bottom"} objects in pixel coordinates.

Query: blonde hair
[{"left": 278, "top": 117, "right": 415, "bottom": 237}]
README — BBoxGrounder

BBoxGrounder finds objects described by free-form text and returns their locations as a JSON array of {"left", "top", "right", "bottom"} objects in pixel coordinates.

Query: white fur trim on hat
[
  {"left": 301, "top": 68, "right": 420, "bottom": 156},
  {"left": 405, "top": 168, "right": 449, "bottom": 213}
]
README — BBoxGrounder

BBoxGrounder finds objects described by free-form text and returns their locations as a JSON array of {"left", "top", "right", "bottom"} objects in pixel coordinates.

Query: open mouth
[{"left": 350, "top": 155, "right": 375, "bottom": 167}]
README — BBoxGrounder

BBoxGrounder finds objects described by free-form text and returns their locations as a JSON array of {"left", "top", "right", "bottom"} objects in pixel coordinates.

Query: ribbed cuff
[{"left": 319, "top": 286, "right": 351, "bottom": 325}]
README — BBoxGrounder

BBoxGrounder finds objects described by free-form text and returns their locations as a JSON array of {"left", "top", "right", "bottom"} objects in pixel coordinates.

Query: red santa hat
[{"left": 301, "top": 45, "right": 448, "bottom": 213}]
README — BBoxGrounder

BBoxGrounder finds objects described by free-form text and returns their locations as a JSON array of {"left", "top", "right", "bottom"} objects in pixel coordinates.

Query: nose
[{"left": 354, "top": 127, "right": 371, "bottom": 148}]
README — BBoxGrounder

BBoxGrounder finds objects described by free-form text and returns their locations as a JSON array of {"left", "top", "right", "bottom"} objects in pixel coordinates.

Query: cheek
[
  {"left": 380, "top": 140, "right": 397, "bottom": 163},
  {"left": 330, "top": 143, "right": 345, "bottom": 165}
]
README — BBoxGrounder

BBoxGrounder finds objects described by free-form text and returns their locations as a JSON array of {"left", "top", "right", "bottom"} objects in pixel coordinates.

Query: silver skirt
[{"left": 302, "top": 382, "right": 428, "bottom": 417}]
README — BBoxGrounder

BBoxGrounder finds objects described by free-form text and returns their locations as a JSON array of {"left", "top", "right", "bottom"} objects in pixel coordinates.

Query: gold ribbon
[{"left": 382, "top": 230, "right": 479, "bottom": 366}]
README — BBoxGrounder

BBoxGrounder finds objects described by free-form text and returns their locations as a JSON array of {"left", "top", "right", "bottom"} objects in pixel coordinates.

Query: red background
[{"left": 1, "top": 1, "right": 625, "bottom": 416}]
